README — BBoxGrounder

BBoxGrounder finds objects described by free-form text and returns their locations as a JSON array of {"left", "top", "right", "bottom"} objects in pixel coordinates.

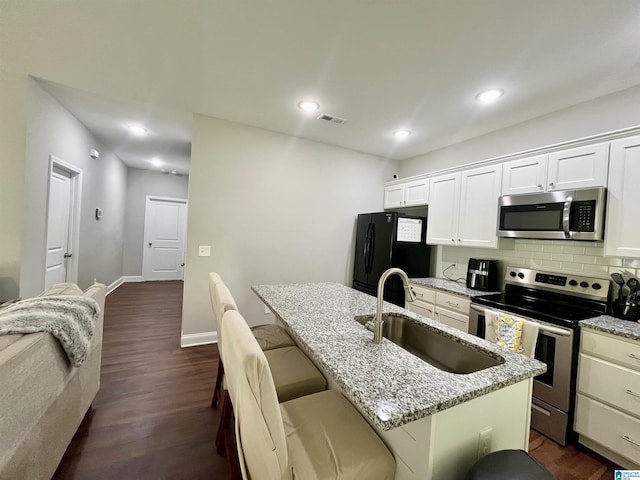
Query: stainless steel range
[{"left": 468, "top": 267, "right": 610, "bottom": 446}]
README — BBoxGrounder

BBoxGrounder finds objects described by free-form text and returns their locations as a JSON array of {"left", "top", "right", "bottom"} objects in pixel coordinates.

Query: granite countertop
[
  {"left": 410, "top": 277, "right": 501, "bottom": 297},
  {"left": 580, "top": 315, "right": 640, "bottom": 341},
  {"left": 252, "top": 282, "right": 545, "bottom": 431}
]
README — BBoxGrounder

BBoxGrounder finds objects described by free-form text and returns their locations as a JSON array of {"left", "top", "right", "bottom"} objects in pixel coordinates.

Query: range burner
[{"left": 473, "top": 267, "right": 610, "bottom": 327}]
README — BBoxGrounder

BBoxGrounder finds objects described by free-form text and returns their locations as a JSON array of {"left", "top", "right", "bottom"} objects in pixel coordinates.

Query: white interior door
[
  {"left": 45, "top": 166, "right": 75, "bottom": 289},
  {"left": 142, "top": 197, "right": 188, "bottom": 281}
]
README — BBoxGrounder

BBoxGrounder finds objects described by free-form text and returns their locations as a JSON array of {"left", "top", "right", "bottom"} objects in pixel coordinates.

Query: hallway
[{"left": 54, "top": 281, "right": 228, "bottom": 479}]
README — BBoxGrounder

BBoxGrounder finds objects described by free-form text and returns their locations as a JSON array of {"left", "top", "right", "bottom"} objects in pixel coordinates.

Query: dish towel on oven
[{"left": 484, "top": 310, "right": 539, "bottom": 357}]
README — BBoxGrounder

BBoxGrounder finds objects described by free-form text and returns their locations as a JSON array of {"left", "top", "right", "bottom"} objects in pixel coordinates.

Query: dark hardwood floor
[
  {"left": 54, "top": 281, "right": 620, "bottom": 479},
  {"left": 54, "top": 281, "right": 229, "bottom": 480}
]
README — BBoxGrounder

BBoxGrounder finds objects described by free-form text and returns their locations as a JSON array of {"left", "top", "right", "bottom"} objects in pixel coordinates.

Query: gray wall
[
  {"left": 399, "top": 83, "right": 640, "bottom": 177},
  {"left": 20, "top": 78, "right": 128, "bottom": 297},
  {"left": 123, "top": 167, "right": 189, "bottom": 276},
  {"left": 0, "top": 70, "right": 28, "bottom": 302},
  {"left": 182, "top": 115, "right": 393, "bottom": 340}
]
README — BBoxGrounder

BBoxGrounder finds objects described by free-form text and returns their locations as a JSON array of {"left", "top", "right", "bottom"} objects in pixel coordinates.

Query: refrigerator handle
[
  {"left": 367, "top": 223, "right": 376, "bottom": 275},
  {"left": 363, "top": 224, "right": 370, "bottom": 274},
  {"left": 364, "top": 223, "right": 372, "bottom": 273}
]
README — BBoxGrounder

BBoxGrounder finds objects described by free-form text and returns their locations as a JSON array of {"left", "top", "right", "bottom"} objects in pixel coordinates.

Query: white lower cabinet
[
  {"left": 575, "top": 329, "right": 640, "bottom": 468},
  {"left": 407, "top": 283, "right": 470, "bottom": 333}
]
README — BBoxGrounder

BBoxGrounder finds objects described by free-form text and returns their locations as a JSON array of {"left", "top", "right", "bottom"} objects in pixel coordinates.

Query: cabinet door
[
  {"left": 435, "top": 306, "right": 469, "bottom": 333},
  {"left": 404, "top": 178, "right": 429, "bottom": 207},
  {"left": 501, "top": 154, "right": 547, "bottom": 195},
  {"left": 605, "top": 135, "right": 640, "bottom": 258},
  {"left": 547, "top": 143, "right": 609, "bottom": 191},
  {"left": 384, "top": 184, "right": 405, "bottom": 209},
  {"left": 426, "top": 173, "right": 460, "bottom": 245},
  {"left": 458, "top": 164, "right": 503, "bottom": 248}
]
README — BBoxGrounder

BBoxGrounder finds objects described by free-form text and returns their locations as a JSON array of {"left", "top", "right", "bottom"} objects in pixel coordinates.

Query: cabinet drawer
[
  {"left": 581, "top": 330, "right": 640, "bottom": 372},
  {"left": 578, "top": 353, "right": 640, "bottom": 417},
  {"left": 575, "top": 394, "right": 640, "bottom": 466},
  {"left": 408, "top": 301, "right": 435, "bottom": 320},
  {"left": 435, "top": 291, "right": 470, "bottom": 314},
  {"left": 409, "top": 284, "right": 436, "bottom": 304}
]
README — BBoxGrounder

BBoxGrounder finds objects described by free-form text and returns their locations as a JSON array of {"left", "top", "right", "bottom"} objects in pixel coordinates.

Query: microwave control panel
[{"left": 569, "top": 200, "right": 596, "bottom": 232}]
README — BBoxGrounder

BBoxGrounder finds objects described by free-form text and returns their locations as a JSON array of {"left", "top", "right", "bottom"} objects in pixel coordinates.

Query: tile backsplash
[{"left": 441, "top": 239, "right": 639, "bottom": 289}]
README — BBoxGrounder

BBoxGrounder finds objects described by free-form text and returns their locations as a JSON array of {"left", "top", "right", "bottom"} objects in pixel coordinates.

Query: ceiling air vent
[{"left": 317, "top": 113, "right": 346, "bottom": 125}]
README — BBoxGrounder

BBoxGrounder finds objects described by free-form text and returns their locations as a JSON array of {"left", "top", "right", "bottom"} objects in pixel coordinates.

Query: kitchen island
[{"left": 252, "top": 282, "right": 546, "bottom": 479}]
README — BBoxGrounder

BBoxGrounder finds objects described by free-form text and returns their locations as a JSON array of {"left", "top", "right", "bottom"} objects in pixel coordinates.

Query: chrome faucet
[{"left": 372, "top": 268, "right": 416, "bottom": 344}]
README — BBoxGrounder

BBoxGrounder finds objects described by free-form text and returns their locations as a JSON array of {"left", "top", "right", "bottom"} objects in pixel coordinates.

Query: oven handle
[
  {"left": 562, "top": 196, "right": 573, "bottom": 238},
  {"left": 472, "top": 305, "right": 571, "bottom": 337}
]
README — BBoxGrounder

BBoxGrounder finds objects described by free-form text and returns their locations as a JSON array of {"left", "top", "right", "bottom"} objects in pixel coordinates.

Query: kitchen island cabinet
[{"left": 253, "top": 282, "right": 545, "bottom": 479}]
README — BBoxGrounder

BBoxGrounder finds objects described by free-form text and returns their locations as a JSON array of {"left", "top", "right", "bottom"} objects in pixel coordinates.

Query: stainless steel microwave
[{"left": 497, "top": 187, "right": 606, "bottom": 240}]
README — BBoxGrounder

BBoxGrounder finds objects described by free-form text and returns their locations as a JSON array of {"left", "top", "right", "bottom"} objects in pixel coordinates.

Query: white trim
[
  {"left": 181, "top": 331, "right": 217, "bottom": 348},
  {"left": 106, "top": 277, "right": 124, "bottom": 295},
  {"left": 105, "top": 275, "right": 144, "bottom": 295},
  {"left": 387, "top": 124, "right": 640, "bottom": 185},
  {"left": 142, "top": 195, "right": 188, "bottom": 282},
  {"left": 45, "top": 155, "right": 82, "bottom": 287},
  {"left": 123, "top": 275, "right": 144, "bottom": 282}
]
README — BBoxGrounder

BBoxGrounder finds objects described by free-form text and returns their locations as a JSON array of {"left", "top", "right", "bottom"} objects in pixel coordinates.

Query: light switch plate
[{"left": 198, "top": 245, "right": 211, "bottom": 257}]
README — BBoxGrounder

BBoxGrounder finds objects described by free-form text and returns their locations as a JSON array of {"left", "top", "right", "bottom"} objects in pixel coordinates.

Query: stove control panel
[{"left": 505, "top": 267, "right": 610, "bottom": 301}]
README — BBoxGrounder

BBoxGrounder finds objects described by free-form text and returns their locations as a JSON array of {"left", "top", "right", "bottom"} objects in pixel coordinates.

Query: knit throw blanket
[{"left": 0, "top": 296, "right": 100, "bottom": 367}]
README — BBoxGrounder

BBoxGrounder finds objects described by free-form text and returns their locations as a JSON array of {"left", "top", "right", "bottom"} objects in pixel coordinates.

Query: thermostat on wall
[{"left": 95, "top": 208, "right": 102, "bottom": 220}]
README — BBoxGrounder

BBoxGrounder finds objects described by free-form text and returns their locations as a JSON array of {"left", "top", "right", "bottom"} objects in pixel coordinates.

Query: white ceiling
[{"left": 2, "top": 1, "right": 640, "bottom": 172}]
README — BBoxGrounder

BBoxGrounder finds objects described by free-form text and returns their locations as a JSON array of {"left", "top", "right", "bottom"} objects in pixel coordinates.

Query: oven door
[{"left": 469, "top": 304, "right": 574, "bottom": 411}]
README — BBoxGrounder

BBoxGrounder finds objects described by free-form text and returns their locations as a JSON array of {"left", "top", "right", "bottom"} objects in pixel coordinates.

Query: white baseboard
[
  {"left": 106, "top": 275, "right": 144, "bottom": 295},
  {"left": 122, "top": 275, "right": 143, "bottom": 283},
  {"left": 181, "top": 331, "right": 218, "bottom": 348},
  {"left": 106, "top": 277, "right": 124, "bottom": 295}
]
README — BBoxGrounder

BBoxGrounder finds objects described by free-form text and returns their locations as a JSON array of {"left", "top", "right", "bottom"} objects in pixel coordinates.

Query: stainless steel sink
[{"left": 355, "top": 313, "right": 504, "bottom": 374}]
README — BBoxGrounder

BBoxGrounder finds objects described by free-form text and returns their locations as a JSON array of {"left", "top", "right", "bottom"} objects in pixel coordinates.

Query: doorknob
[
  {"left": 148, "top": 242, "right": 152, "bottom": 247},
  {"left": 181, "top": 263, "right": 185, "bottom": 267},
  {"left": 63, "top": 253, "right": 72, "bottom": 258}
]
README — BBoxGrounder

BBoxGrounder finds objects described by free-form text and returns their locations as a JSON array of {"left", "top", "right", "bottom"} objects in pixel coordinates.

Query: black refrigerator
[{"left": 352, "top": 212, "right": 431, "bottom": 307}]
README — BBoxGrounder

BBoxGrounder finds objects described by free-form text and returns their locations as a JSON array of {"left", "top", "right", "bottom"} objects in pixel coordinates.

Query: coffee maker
[{"left": 466, "top": 258, "right": 498, "bottom": 291}]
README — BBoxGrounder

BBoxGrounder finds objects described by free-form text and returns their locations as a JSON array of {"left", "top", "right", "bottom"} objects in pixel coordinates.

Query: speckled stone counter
[
  {"left": 252, "top": 282, "right": 545, "bottom": 431},
  {"left": 581, "top": 315, "right": 640, "bottom": 341},
  {"left": 410, "top": 277, "right": 500, "bottom": 297}
]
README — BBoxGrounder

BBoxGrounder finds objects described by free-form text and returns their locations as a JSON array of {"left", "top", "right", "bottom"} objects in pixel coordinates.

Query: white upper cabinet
[
  {"left": 501, "top": 144, "right": 609, "bottom": 195},
  {"left": 383, "top": 184, "right": 405, "bottom": 209},
  {"left": 404, "top": 178, "right": 429, "bottom": 207},
  {"left": 605, "top": 135, "right": 640, "bottom": 258},
  {"left": 501, "top": 154, "right": 548, "bottom": 195},
  {"left": 427, "top": 164, "right": 504, "bottom": 248},
  {"left": 458, "top": 164, "right": 504, "bottom": 248},
  {"left": 547, "top": 143, "right": 609, "bottom": 191},
  {"left": 384, "top": 178, "right": 429, "bottom": 209},
  {"left": 426, "top": 172, "right": 460, "bottom": 245}
]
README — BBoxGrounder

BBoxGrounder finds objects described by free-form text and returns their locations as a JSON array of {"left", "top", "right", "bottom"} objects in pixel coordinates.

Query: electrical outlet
[{"left": 477, "top": 427, "right": 492, "bottom": 459}]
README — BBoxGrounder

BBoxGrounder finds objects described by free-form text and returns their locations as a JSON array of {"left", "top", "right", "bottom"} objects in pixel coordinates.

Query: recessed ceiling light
[
  {"left": 298, "top": 100, "right": 320, "bottom": 112},
  {"left": 476, "top": 88, "right": 504, "bottom": 104},
  {"left": 393, "top": 129, "right": 412, "bottom": 140},
  {"left": 127, "top": 123, "right": 148, "bottom": 136},
  {"left": 150, "top": 157, "right": 163, "bottom": 167}
]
